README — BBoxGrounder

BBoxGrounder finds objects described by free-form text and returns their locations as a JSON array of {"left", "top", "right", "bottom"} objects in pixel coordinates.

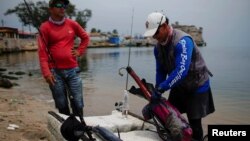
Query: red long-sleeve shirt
[{"left": 38, "top": 18, "right": 89, "bottom": 78}]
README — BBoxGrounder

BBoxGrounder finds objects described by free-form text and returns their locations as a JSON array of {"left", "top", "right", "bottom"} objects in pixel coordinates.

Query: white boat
[
  {"left": 47, "top": 66, "right": 207, "bottom": 141},
  {"left": 47, "top": 110, "right": 162, "bottom": 141}
]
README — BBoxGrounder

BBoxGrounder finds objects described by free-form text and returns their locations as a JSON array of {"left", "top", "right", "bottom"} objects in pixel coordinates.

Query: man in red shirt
[{"left": 38, "top": 0, "right": 89, "bottom": 116}]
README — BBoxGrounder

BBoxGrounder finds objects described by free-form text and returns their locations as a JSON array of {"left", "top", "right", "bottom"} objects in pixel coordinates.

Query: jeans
[{"left": 49, "top": 67, "right": 83, "bottom": 116}]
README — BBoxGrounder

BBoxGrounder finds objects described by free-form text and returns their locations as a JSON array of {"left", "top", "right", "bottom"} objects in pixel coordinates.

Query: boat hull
[{"left": 47, "top": 110, "right": 161, "bottom": 141}]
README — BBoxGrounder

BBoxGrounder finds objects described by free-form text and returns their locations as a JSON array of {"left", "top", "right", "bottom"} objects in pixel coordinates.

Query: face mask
[{"left": 49, "top": 17, "right": 66, "bottom": 25}]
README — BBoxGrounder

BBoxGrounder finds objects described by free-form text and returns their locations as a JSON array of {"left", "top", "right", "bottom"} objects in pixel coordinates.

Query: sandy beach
[
  {"left": 0, "top": 75, "right": 56, "bottom": 141},
  {"left": 0, "top": 71, "right": 59, "bottom": 141}
]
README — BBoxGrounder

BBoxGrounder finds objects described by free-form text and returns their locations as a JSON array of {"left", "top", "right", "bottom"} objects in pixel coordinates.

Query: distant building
[
  {"left": 0, "top": 27, "right": 18, "bottom": 38},
  {"left": 108, "top": 36, "right": 120, "bottom": 46},
  {"left": 89, "top": 32, "right": 108, "bottom": 43},
  {"left": 0, "top": 26, "right": 37, "bottom": 54},
  {"left": 18, "top": 30, "right": 36, "bottom": 39},
  {"left": 0, "top": 27, "right": 36, "bottom": 39},
  {"left": 86, "top": 32, "right": 118, "bottom": 47},
  {"left": 172, "top": 22, "right": 206, "bottom": 46}
]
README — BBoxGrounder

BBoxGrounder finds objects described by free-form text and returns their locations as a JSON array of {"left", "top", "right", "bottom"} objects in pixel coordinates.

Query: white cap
[{"left": 144, "top": 12, "right": 166, "bottom": 37}]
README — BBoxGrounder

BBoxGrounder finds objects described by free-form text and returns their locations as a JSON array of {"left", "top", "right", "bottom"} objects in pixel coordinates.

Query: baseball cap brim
[{"left": 144, "top": 27, "right": 157, "bottom": 37}]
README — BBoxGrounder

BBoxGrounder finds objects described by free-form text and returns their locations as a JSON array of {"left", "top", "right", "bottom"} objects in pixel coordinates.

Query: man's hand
[
  {"left": 150, "top": 91, "right": 162, "bottom": 103},
  {"left": 156, "top": 86, "right": 165, "bottom": 94},
  {"left": 71, "top": 48, "right": 80, "bottom": 57},
  {"left": 45, "top": 75, "right": 56, "bottom": 86}
]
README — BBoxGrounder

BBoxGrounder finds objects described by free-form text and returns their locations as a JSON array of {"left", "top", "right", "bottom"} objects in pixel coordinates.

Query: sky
[{"left": 0, "top": 0, "right": 250, "bottom": 47}]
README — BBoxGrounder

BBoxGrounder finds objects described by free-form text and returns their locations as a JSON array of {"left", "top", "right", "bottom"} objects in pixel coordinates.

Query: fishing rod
[
  {"left": 119, "top": 8, "right": 134, "bottom": 88},
  {"left": 23, "top": 1, "right": 95, "bottom": 140},
  {"left": 125, "top": 8, "right": 134, "bottom": 90},
  {"left": 118, "top": 8, "right": 134, "bottom": 119},
  {"left": 23, "top": 0, "right": 55, "bottom": 66}
]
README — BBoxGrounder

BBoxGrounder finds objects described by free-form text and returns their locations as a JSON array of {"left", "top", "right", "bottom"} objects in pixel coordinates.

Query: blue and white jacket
[{"left": 154, "top": 29, "right": 211, "bottom": 94}]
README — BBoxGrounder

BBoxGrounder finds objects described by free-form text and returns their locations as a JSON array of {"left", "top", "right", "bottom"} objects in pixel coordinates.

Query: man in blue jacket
[{"left": 144, "top": 12, "right": 215, "bottom": 141}]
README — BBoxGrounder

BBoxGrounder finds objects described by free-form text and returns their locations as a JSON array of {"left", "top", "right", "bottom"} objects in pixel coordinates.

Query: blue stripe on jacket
[{"left": 154, "top": 36, "right": 209, "bottom": 94}]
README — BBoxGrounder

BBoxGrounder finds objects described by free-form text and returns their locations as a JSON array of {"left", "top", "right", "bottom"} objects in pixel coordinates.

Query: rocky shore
[
  {"left": 0, "top": 68, "right": 30, "bottom": 89},
  {"left": 0, "top": 65, "right": 56, "bottom": 141}
]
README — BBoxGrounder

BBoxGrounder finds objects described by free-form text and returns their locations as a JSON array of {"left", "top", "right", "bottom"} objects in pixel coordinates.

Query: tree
[
  {"left": 112, "top": 29, "right": 118, "bottom": 35},
  {"left": 90, "top": 28, "right": 97, "bottom": 33},
  {"left": 4, "top": 1, "right": 91, "bottom": 30},
  {"left": 4, "top": 1, "right": 47, "bottom": 29},
  {"left": 112, "top": 29, "right": 119, "bottom": 37},
  {"left": 75, "top": 9, "right": 92, "bottom": 29},
  {"left": 65, "top": 4, "right": 76, "bottom": 19}
]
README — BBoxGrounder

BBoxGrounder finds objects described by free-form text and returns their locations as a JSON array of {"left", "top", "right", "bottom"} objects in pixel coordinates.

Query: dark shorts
[{"left": 168, "top": 87, "right": 215, "bottom": 119}]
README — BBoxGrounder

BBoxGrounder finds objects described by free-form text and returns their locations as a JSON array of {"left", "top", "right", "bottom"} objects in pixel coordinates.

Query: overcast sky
[{"left": 1, "top": 0, "right": 250, "bottom": 47}]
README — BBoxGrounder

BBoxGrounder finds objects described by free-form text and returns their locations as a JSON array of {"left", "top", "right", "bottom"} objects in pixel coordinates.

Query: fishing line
[{"left": 125, "top": 8, "right": 134, "bottom": 90}]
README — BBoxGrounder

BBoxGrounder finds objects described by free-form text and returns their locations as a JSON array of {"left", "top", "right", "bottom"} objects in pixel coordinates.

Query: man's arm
[
  {"left": 154, "top": 47, "right": 167, "bottom": 87},
  {"left": 38, "top": 26, "right": 51, "bottom": 78},
  {"left": 74, "top": 22, "right": 90, "bottom": 56},
  {"left": 158, "top": 37, "right": 194, "bottom": 91},
  {"left": 37, "top": 25, "right": 55, "bottom": 85}
]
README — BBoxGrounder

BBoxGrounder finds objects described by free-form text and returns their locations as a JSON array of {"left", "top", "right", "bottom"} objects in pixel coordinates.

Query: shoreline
[
  {"left": 0, "top": 87, "right": 55, "bottom": 141},
  {"left": 0, "top": 85, "right": 212, "bottom": 141},
  {"left": 0, "top": 70, "right": 247, "bottom": 140}
]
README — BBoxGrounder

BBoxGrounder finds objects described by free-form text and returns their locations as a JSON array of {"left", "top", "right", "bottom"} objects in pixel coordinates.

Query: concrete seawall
[{"left": 0, "top": 38, "right": 38, "bottom": 54}]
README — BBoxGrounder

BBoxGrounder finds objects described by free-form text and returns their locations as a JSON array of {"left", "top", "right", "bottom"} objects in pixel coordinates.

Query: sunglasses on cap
[
  {"left": 153, "top": 16, "right": 163, "bottom": 37},
  {"left": 53, "top": 3, "right": 67, "bottom": 9}
]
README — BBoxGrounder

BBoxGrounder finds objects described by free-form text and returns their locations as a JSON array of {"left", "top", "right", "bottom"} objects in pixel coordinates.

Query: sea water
[{"left": 0, "top": 45, "right": 249, "bottom": 126}]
